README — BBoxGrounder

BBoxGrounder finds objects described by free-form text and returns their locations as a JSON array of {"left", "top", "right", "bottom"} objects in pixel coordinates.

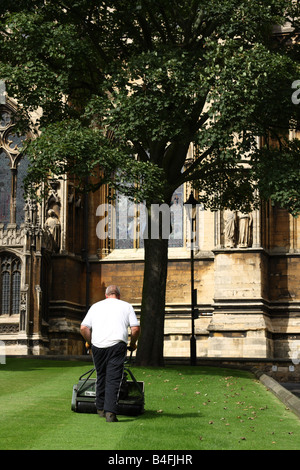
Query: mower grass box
[{"left": 71, "top": 367, "right": 145, "bottom": 416}]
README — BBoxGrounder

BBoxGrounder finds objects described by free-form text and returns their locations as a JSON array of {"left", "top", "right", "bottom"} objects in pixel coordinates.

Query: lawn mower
[{"left": 71, "top": 351, "right": 145, "bottom": 416}]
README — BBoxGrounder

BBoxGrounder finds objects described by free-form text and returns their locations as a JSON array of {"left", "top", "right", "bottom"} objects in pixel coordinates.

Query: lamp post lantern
[{"left": 184, "top": 192, "right": 200, "bottom": 366}]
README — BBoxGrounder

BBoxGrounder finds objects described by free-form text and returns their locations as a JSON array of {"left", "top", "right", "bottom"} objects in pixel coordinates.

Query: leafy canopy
[{"left": 0, "top": 0, "right": 299, "bottom": 213}]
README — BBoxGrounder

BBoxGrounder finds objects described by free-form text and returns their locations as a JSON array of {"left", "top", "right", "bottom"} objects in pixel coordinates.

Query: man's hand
[{"left": 128, "top": 326, "right": 140, "bottom": 352}]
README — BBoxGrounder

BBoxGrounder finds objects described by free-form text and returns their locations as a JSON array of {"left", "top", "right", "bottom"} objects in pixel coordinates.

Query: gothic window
[
  {"left": 16, "top": 156, "right": 30, "bottom": 226},
  {"left": 0, "top": 254, "right": 21, "bottom": 315},
  {"left": 169, "top": 185, "right": 184, "bottom": 248},
  {"left": 114, "top": 184, "right": 185, "bottom": 249},
  {"left": 115, "top": 194, "right": 143, "bottom": 249},
  {"left": 0, "top": 150, "right": 11, "bottom": 225},
  {"left": 0, "top": 104, "right": 28, "bottom": 227}
]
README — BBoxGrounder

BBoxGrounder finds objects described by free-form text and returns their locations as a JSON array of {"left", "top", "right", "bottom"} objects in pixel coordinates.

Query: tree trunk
[{"left": 135, "top": 236, "right": 169, "bottom": 367}]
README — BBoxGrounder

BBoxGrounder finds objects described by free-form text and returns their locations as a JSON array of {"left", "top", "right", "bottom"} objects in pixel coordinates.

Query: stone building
[{"left": 0, "top": 94, "right": 299, "bottom": 363}]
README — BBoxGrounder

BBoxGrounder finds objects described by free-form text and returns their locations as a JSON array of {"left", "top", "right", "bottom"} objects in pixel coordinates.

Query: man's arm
[
  {"left": 129, "top": 326, "right": 140, "bottom": 351},
  {"left": 80, "top": 325, "right": 92, "bottom": 346}
]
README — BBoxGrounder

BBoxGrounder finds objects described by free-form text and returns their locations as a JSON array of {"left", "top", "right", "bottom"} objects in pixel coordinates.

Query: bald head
[{"left": 105, "top": 285, "right": 121, "bottom": 298}]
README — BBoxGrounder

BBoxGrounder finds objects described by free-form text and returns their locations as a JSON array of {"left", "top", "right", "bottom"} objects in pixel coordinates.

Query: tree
[{"left": 0, "top": 0, "right": 299, "bottom": 365}]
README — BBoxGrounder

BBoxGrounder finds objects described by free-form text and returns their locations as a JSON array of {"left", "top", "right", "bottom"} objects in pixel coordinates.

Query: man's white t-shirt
[{"left": 81, "top": 298, "right": 139, "bottom": 348}]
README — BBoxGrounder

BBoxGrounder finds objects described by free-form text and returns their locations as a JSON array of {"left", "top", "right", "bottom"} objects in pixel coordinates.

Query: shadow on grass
[
  {"left": 117, "top": 411, "right": 203, "bottom": 423},
  {"left": 138, "top": 409, "right": 203, "bottom": 420},
  {"left": 2, "top": 357, "right": 91, "bottom": 371},
  {"left": 3, "top": 358, "right": 254, "bottom": 384}
]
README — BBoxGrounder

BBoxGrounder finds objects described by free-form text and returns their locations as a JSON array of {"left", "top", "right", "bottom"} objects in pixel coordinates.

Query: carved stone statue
[
  {"left": 237, "top": 212, "right": 253, "bottom": 248},
  {"left": 24, "top": 197, "right": 38, "bottom": 226},
  {"left": 224, "top": 210, "right": 237, "bottom": 248},
  {"left": 45, "top": 209, "right": 61, "bottom": 250}
]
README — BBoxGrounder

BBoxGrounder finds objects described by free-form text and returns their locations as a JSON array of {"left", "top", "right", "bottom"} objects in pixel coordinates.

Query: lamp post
[{"left": 184, "top": 192, "right": 200, "bottom": 366}]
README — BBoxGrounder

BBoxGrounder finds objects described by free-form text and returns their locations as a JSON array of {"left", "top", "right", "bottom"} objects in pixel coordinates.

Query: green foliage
[
  {"left": 254, "top": 139, "right": 300, "bottom": 217},
  {"left": 0, "top": 0, "right": 299, "bottom": 213},
  {"left": 23, "top": 119, "right": 166, "bottom": 203}
]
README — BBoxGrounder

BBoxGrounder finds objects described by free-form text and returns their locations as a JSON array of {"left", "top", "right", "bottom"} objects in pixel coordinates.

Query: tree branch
[
  {"left": 180, "top": 145, "right": 214, "bottom": 183},
  {"left": 56, "top": 1, "right": 111, "bottom": 65},
  {"left": 143, "top": 5, "right": 167, "bottom": 44},
  {"left": 157, "top": 4, "right": 177, "bottom": 44},
  {"left": 132, "top": 140, "right": 150, "bottom": 162},
  {"left": 136, "top": 12, "right": 154, "bottom": 50}
]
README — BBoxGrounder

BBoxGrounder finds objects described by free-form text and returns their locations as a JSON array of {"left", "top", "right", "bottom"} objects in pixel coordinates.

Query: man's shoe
[
  {"left": 106, "top": 412, "right": 118, "bottom": 422},
  {"left": 97, "top": 409, "right": 105, "bottom": 417}
]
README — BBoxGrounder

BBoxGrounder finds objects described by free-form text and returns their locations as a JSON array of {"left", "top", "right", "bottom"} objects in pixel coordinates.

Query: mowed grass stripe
[{"left": 1, "top": 358, "right": 300, "bottom": 450}]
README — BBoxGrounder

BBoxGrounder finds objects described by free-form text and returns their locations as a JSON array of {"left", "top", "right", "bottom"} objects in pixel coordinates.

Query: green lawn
[{"left": 0, "top": 358, "right": 300, "bottom": 450}]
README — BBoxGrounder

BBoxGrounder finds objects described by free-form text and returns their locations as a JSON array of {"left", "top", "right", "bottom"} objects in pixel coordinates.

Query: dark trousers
[{"left": 92, "top": 342, "right": 127, "bottom": 414}]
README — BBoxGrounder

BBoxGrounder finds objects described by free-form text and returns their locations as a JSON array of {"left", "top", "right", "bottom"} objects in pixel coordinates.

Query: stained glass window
[
  {"left": 115, "top": 194, "right": 148, "bottom": 249},
  {"left": 16, "top": 156, "right": 30, "bottom": 226},
  {"left": 115, "top": 193, "right": 135, "bottom": 249},
  {"left": 114, "top": 185, "right": 184, "bottom": 250},
  {"left": 0, "top": 255, "right": 21, "bottom": 316},
  {"left": 169, "top": 185, "right": 184, "bottom": 248},
  {"left": 12, "top": 271, "right": 21, "bottom": 314},
  {"left": 1, "top": 272, "right": 10, "bottom": 315},
  {"left": 0, "top": 111, "right": 13, "bottom": 128},
  {"left": 0, "top": 151, "right": 11, "bottom": 226},
  {"left": 0, "top": 104, "right": 28, "bottom": 227}
]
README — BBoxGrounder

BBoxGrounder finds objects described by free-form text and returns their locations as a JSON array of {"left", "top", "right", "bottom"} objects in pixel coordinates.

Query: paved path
[
  {"left": 253, "top": 369, "right": 300, "bottom": 419},
  {"left": 281, "top": 382, "right": 300, "bottom": 399}
]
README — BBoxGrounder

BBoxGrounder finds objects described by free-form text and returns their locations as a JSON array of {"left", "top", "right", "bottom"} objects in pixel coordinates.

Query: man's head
[{"left": 105, "top": 285, "right": 121, "bottom": 299}]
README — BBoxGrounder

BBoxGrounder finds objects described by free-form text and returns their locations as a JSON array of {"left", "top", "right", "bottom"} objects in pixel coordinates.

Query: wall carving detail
[
  {"left": 0, "top": 223, "right": 25, "bottom": 246},
  {"left": 0, "top": 324, "right": 19, "bottom": 333},
  {"left": 223, "top": 210, "right": 253, "bottom": 249}
]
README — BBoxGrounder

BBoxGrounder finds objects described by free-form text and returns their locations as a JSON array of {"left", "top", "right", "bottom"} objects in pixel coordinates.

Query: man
[{"left": 80, "top": 285, "right": 140, "bottom": 422}]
